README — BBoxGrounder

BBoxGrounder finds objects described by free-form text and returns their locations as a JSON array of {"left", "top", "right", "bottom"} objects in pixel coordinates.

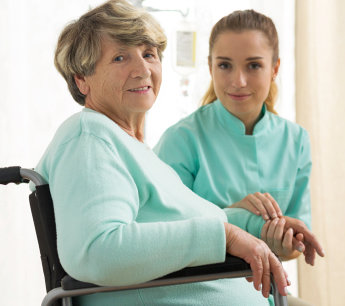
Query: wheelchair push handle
[
  {"left": 0, "top": 167, "right": 47, "bottom": 186},
  {"left": 0, "top": 166, "right": 27, "bottom": 185}
]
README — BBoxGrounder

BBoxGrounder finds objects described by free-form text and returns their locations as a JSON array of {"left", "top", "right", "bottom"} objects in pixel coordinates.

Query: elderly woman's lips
[{"left": 128, "top": 86, "right": 150, "bottom": 92}]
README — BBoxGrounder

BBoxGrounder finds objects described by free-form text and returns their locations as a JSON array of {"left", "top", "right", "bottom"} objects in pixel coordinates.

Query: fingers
[
  {"left": 296, "top": 233, "right": 304, "bottom": 241},
  {"left": 229, "top": 199, "right": 262, "bottom": 216},
  {"left": 225, "top": 223, "right": 288, "bottom": 297},
  {"left": 261, "top": 218, "right": 284, "bottom": 248},
  {"left": 282, "top": 228, "right": 294, "bottom": 252},
  {"left": 249, "top": 192, "right": 281, "bottom": 220},
  {"left": 250, "top": 254, "right": 264, "bottom": 292},
  {"left": 304, "top": 242, "right": 317, "bottom": 265},
  {"left": 273, "top": 218, "right": 285, "bottom": 251},
  {"left": 268, "top": 253, "right": 288, "bottom": 297},
  {"left": 260, "top": 220, "right": 270, "bottom": 241},
  {"left": 230, "top": 192, "right": 283, "bottom": 221},
  {"left": 292, "top": 236, "right": 305, "bottom": 253},
  {"left": 284, "top": 216, "right": 325, "bottom": 258},
  {"left": 246, "top": 276, "right": 253, "bottom": 283},
  {"left": 264, "top": 193, "right": 283, "bottom": 217},
  {"left": 261, "top": 252, "right": 271, "bottom": 298},
  {"left": 266, "top": 218, "right": 279, "bottom": 247}
]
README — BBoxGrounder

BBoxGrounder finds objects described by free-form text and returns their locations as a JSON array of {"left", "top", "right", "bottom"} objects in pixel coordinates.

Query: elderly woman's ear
[{"left": 74, "top": 75, "right": 89, "bottom": 96}]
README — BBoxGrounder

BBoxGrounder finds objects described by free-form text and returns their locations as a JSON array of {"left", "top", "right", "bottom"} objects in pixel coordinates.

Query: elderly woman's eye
[
  {"left": 113, "top": 55, "right": 124, "bottom": 62},
  {"left": 144, "top": 53, "right": 155, "bottom": 58}
]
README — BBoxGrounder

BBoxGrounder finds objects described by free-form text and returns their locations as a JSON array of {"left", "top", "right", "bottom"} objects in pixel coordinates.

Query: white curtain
[
  {"left": 296, "top": 1, "right": 345, "bottom": 305},
  {"left": 0, "top": 1, "right": 295, "bottom": 305}
]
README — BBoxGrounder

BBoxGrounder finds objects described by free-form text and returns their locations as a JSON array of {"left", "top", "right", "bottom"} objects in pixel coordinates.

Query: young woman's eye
[
  {"left": 218, "top": 62, "right": 230, "bottom": 69},
  {"left": 248, "top": 62, "right": 261, "bottom": 70},
  {"left": 113, "top": 55, "right": 124, "bottom": 62}
]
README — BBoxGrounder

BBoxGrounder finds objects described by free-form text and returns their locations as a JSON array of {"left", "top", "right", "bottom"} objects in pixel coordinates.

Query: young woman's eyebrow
[
  {"left": 246, "top": 56, "right": 264, "bottom": 61},
  {"left": 216, "top": 56, "right": 232, "bottom": 61},
  {"left": 215, "top": 56, "right": 264, "bottom": 61}
]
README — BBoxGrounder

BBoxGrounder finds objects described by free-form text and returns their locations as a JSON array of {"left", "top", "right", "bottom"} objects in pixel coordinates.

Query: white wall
[{"left": 0, "top": 1, "right": 295, "bottom": 305}]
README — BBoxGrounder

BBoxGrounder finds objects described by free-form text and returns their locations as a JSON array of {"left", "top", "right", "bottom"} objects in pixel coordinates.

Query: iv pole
[{"left": 130, "top": 0, "right": 189, "bottom": 17}]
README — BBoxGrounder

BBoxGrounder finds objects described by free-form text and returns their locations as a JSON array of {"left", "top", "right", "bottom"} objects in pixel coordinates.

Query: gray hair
[{"left": 54, "top": 0, "right": 167, "bottom": 105}]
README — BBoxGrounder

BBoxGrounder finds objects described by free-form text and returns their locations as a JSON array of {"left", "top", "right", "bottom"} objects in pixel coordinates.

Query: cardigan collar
[{"left": 213, "top": 99, "right": 269, "bottom": 136}]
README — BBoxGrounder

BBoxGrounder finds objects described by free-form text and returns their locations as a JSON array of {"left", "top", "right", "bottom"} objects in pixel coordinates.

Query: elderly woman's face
[{"left": 77, "top": 37, "right": 162, "bottom": 120}]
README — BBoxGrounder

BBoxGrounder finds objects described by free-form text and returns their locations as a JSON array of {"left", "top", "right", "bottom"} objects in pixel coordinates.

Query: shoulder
[
  {"left": 162, "top": 103, "right": 216, "bottom": 138},
  {"left": 268, "top": 112, "right": 309, "bottom": 141},
  {"left": 46, "top": 109, "right": 131, "bottom": 160}
]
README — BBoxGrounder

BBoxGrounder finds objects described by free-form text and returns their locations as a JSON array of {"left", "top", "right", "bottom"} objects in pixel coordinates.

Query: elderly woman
[{"left": 33, "top": 1, "right": 294, "bottom": 305}]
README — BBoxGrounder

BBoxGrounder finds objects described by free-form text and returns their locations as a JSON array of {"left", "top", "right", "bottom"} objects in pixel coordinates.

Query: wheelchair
[{"left": 0, "top": 166, "right": 287, "bottom": 306}]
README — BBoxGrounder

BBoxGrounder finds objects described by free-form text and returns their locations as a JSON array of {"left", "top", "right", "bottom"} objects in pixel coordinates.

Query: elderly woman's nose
[
  {"left": 231, "top": 69, "right": 247, "bottom": 88},
  {"left": 130, "top": 57, "right": 151, "bottom": 79}
]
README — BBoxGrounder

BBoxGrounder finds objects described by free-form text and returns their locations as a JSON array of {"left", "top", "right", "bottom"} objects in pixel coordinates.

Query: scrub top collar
[{"left": 214, "top": 99, "right": 269, "bottom": 136}]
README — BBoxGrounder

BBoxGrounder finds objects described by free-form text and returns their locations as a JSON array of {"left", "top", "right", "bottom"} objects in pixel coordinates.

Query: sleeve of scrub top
[
  {"left": 48, "top": 133, "right": 226, "bottom": 286},
  {"left": 285, "top": 130, "right": 312, "bottom": 229},
  {"left": 154, "top": 127, "right": 197, "bottom": 189},
  {"left": 155, "top": 128, "right": 266, "bottom": 238}
]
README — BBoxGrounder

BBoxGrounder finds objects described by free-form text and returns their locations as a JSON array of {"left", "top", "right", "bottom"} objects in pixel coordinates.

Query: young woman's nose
[
  {"left": 130, "top": 57, "right": 151, "bottom": 79},
  {"left": 231, "top": 69, "right": 247, "bottom": 88}
]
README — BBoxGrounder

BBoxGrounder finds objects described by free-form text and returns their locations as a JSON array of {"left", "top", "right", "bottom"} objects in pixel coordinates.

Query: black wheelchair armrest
[
  {"left": 61, "top": 254, "right": 251, "bottom": 291},
  {"left": 43, "top": 254, "right": 287, "bottom": 306}
]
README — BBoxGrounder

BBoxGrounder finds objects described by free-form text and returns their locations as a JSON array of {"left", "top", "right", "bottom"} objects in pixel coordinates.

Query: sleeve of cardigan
[
  {"left": 285, "top": 130, "right": 312, "bottom": 229},
  {"left": 155, "top": 127, "right": 266, "bottom": 238},
  {"left": 223, "top": 208, "right": 266, "bottom": 238},
  {"left": 48, "top": 133, "right": 226, "bottom": 286}
]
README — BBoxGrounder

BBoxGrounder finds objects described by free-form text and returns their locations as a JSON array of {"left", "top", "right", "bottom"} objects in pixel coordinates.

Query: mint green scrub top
[
  {"left": 32, "top": 108, "right": 272, "bottom": 305},
  {"left": 154, "top": 100, "right": 312, "bottom": 234}
]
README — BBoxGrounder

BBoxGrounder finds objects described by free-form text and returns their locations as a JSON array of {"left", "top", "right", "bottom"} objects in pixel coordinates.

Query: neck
[
  {"left": 243, "top": 116, "right": 259, "bottom": 135},
  {"left": 116, "top": 118, "right": 146, "bottom": 142},
  {"left": 85, "top": 103, "right": 146, "bottom": 142},
  {"left": 238, "top": 109, "right": 263, "bottom": 135}
]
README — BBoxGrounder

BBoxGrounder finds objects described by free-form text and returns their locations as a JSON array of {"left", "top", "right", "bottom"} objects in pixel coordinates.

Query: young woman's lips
[{"left": 228, "top": 93, "right": 251, "bottom": 101}]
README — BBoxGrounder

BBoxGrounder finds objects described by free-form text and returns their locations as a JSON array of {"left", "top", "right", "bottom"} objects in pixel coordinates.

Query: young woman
[
  {"left": 155, "top": 8, "right": 317, "bottom": 274},
  {"left": 155, "top": 10, "right": 323, "bottom": 305}
]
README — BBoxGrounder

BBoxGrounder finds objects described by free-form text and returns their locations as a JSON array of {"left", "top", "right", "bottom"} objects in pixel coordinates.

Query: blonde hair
[
  {"left": 202, "top": 10, "right": 279, "bottom": 114},
  {"left": 54, "top": 0, "right": 167, "bottom": 105}
]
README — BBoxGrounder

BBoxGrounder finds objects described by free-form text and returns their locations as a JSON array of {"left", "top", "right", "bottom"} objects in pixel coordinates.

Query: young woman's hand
[
  {"left": 229, "top": 192, "right": 282, "bottom": 221},
  {"left": 261, "top": 218, "right": 304, "bottom": 261},
  {"left": 224, "top": 223, "right": 288, "bottom": 298},
  {"left": 282, "top": 216, "right": 325, "bottom": 265}
]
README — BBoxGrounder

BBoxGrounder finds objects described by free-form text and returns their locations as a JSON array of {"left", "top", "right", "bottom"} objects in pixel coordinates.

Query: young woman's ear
[
  {"left": 272, "top": 58, "right": 280, "bottom": 81},
  {"left": 74, "top": 74, "right": 90, "bottom": 95},
  {"left": 208, "top": 57, "right": 213, "bottom": 76}
]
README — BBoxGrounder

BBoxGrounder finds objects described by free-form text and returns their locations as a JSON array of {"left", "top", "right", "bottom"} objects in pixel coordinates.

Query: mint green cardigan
[
  {"left": 32, "top": 108, "right": 271, "bottom": 305},
  {"left": 154, "top": 100, "right": 312, "bottom": 233}
]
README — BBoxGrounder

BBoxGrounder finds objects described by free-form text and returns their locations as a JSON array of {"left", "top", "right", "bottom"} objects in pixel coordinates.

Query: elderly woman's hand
[
  {"left": 224, "top": 223, "right": 288, "bottom": 298},
  {"left": 261, "top": 218, "right": 304, "bottom": 261},
  {"left": 282, "top": 216, "right": 325, "bottom": 265},
  {"left": 229, "top": 192, "right": 282, "bottom": 221}
]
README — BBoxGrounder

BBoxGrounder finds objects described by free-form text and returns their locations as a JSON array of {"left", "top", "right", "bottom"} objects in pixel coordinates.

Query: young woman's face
[{"left": 209, "top": 30, "right": 279, "bottom": 123}]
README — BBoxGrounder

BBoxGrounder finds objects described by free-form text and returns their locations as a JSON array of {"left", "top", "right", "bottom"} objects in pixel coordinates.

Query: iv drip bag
[{"left": 173, "top": 20, "right": 197, "bottom": 75}]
